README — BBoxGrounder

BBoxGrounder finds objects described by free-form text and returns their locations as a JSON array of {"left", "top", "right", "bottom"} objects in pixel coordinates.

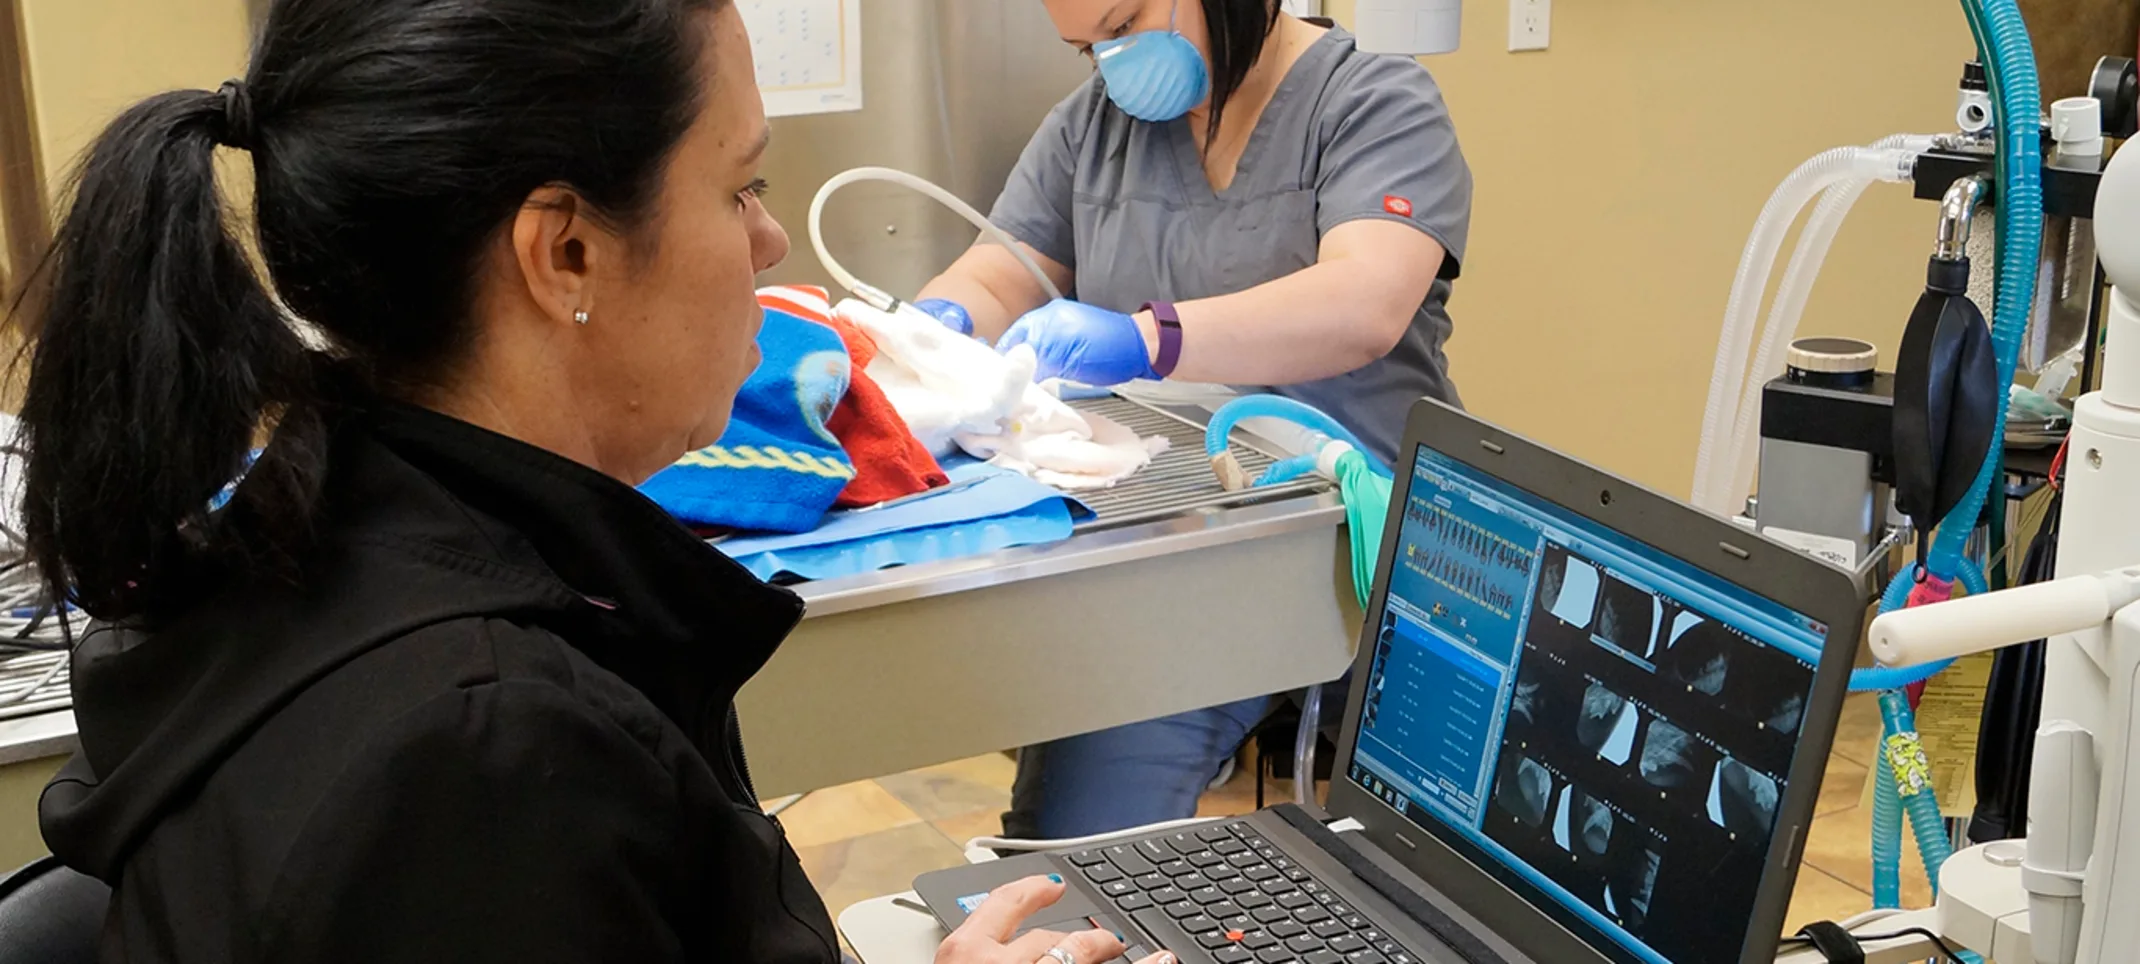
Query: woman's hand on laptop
[{"left": 935, "top": 875, "right": 1176, "bottom": 964}]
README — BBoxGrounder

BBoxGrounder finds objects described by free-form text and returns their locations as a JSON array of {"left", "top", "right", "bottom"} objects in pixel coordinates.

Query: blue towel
[
  {"left": 716, "top": 461, "right": 1091, "bottom": 582},
  {"left": 641, "top": 288, "right": 856, "bottom": 532}
]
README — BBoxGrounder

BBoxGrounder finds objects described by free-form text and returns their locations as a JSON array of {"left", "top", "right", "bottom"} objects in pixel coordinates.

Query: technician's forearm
[
  {"left": 916, "top": 271, "right": 1018, "bottom": 339},
  {"left": 918, "top": 243, "right": 1064, "bottom": 342},
  {"left": 1163, "top": 263, "right": 1415, "bottom": 385}
]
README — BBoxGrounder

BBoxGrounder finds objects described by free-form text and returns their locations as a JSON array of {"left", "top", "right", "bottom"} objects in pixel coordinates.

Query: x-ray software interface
[{"left": 1345, "top": 447, "right": 1829, "bottom": 964}]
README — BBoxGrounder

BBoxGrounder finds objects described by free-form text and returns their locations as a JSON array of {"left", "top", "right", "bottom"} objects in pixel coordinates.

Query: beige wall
[
  {"left": 0, "top": 757, "right": 61, "bottom": 869},
  {"left": 7, "top": 0, "right": 2111, "bottom": 501},
  {"left": 19, "top": 0, "right": 252, "bottom": 185},
  {"left": 1327, "top": 0, "right": 1977, "bottom": 496},
  {"left": 2, "top": 0, "right": 250, "bottom": 864}
]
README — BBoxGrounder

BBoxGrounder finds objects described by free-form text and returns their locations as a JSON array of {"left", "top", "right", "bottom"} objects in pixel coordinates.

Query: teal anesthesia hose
[
  {"left": 1205, "top": 396, "right": 1392, "bottom": 608},
  {"left": 1865, "top": 0, "right": 2044, "bottom": 675},
  {"left": 1205, "top": 396, "right": 1393, "bottom": 807},
  {"left": 1204, "top": 395, "right": 1393, "bottom": 482},
  {"left": 1865, "top": 0, "right": 2040, "bottom": 932}
]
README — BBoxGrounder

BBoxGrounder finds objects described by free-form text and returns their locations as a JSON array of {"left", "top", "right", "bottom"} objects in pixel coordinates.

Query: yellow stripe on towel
[{"left": 675, "top": 445, "right": 857, "bottom": 480}]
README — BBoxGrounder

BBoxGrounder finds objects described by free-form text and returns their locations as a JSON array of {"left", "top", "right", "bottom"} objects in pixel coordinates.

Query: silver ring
[{"left": 1043, "top": 948, "right": 1076, "bottom": 964}]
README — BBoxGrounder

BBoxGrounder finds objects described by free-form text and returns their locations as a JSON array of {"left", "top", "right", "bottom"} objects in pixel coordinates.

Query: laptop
[{"left": 916, "top": 398, "right": 1864, "bottom": 964}]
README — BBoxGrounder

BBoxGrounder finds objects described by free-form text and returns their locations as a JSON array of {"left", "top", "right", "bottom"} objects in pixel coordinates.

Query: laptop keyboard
[{"left": 1068, "top": 821, "right": 1423, "bottom": 964}]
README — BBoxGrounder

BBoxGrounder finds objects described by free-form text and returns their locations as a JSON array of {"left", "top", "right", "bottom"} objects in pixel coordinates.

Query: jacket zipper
[
  {"left": 734, "top": 602, "right": 803, "bottom": 818},
  {"left": 726, "top": 705, "right": 761, "bottom": 809}
]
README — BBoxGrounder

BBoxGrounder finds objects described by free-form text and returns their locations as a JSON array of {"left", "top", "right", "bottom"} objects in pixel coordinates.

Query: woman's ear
[{"left": 510, "top": 186, "right": 603, "bottom": 326}]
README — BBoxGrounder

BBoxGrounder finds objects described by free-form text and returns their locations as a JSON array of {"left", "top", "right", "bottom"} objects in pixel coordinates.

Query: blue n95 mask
[{"left": 1092, "top": 2, "right": 1210, "bottom": 122}]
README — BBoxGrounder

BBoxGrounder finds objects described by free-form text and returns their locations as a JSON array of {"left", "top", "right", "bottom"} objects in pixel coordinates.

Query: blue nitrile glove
[
  {"left": 911, "top": 298, "right": 975, "bottom": 337},
  {"left": 997, "top": 298, "right": 1158, "bottom": 386}
]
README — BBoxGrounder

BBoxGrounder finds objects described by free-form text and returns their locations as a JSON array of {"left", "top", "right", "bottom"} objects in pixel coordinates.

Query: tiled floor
[{"left": 786, "top": 693, "right": 1933, "bottom": 950}]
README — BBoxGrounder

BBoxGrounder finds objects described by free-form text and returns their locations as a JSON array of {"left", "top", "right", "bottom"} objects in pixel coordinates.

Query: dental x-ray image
[
  {"left": 1708, "top": 759, "right": 1782, "bottom": 840},
  {"left": 1539, "top": 549, "right": 1601, "bottom": 629},
  {"left": 1604, "top": 849, "right": 1663, "bottom": 930},
  {"left": 1510, "top": 679, "right": 1541, "bottom": 727},
  {"left": 1638, "top": 720, "right": 1707, "bottom": 789},
  {"left": 1766, "top": 691, "right": 1806, "bottom": 735},
  {"left": 1660, "top": 615, "right": 1732, "bottom": 696},
  {"left": 1553, "top": 786, "right": 1616, "bottom": 860},
  {"left": 1577, "top": 682, "right": 1640, "bottom": 766},
  {"left": 1496, "top": 755, "right": 1554, "bottom": 828},
  {"left": 1596, "top": 575, "right": 1659, "bottom": 659}
]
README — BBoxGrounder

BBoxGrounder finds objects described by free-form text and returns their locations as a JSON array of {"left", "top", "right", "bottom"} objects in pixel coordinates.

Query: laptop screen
[{"left": 1343, "top": 445, "right": 1828, "bottom": 964}]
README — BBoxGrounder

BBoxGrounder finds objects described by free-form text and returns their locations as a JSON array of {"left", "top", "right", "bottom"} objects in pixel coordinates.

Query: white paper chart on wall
[{"left": 737, "top": 0, "right": 864, "bottom": 118}]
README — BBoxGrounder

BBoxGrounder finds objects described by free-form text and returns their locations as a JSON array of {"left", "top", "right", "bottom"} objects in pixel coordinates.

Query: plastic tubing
[
  {"left": 1717, "top": 180, "right": 1878, "bottom": 506},
  {"left": 1850, "top": 560, "right": 1988, "bottom": 691},
  {"left": 1691, "top": 146, "right": 1920, "bottom": 514},
  {"left": 1295, "top": 683, "right": 1323, "bottom": 808},
  {"left": 1205, "top": 395, "right": 1391, "bottom": 476},
  {"left": 1868, "top": 1, "right": 2035, "bottom": 923},
  {"left": 1723, "top": 133, "right": 1938, "bottom": 503},
  {"left": 1921, "top": 0, "right": 2043, "bottom": 584},
  {"left": 1257, "top": 450, "right": 1326, "bottom": 488},
  {"left": 1872, "top": 745, "right": 1905, "bottom": 907},
  {"left": 1871, "top": 690, "right": 1958, "bottom": 906},
  {"left": 809, "top": 166, "right": 1064, "bottom": 310},
  {"left": 1701, "top": 135, "right": 1939, "bottom": 512},
  {"left": 1882, "top": 690, "right": 1957, "bottom": 894}
]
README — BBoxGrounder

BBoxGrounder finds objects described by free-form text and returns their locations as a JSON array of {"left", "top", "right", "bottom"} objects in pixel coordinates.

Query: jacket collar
[{"left": 364, "top": 402, "right": 806, "bottom": 694}]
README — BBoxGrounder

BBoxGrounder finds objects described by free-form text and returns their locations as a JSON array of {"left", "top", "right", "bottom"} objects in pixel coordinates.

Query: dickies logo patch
[{"left": 1384, "top": 195, "right": 1414, "bottom": 218}]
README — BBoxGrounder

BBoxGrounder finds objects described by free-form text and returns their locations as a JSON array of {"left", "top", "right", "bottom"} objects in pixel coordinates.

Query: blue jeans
[
  {"left": 1002, "top": 679, "right": 1357, "bottom": 840},
  {"left": 1003, "top": 696, "right": 1277, "bottom": 840}
]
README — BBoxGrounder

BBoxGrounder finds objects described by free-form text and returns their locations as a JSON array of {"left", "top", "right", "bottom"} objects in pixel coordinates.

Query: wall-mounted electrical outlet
[{"left": 1508, "top": 0, "right": 1550, "bottom": 51}]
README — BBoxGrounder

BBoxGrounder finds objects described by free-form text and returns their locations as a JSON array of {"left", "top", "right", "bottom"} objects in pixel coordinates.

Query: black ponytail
[
  {"left": 20, "top": 91, "right": 317, "bottom": 620},
  {"left": 15, "top": 0, "right": 721, "bottom": 621}
]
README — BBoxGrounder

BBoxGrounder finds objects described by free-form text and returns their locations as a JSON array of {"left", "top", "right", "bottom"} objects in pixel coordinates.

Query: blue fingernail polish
[
  {"left": 1047, "top": 873, "right": 1063, "bottom": 884},
  {"left": 1115, "top": 932, "right": 1126, "bottom": 942}
]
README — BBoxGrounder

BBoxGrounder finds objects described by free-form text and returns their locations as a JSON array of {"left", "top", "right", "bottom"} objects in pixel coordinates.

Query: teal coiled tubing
[{"left": 1868, "top": 3, "right": 2038, "bottom": 938}]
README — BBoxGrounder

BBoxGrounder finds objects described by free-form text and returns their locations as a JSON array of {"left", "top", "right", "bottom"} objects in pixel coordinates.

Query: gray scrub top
[{"left": 987, "top": 26, "right": 1472, "bottom": 464}]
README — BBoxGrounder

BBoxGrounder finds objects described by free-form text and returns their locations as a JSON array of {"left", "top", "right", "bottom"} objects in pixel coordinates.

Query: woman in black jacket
[{"left": 12, "top": 2, "right": 1172, "bottom": 962}]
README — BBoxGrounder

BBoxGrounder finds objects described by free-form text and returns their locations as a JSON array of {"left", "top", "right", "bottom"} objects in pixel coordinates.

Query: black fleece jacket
[{"left": 40, "top": 404, "right": 840, "bottom": 963}]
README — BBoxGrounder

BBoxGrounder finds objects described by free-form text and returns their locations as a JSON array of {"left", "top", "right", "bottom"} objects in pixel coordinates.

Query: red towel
[{"left": 823, "top": 313, "right": 949, "bottom": 508}]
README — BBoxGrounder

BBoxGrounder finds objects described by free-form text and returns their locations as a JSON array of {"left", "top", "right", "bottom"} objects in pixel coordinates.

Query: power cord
[
  {"left": 962, "top": 818, "right": 1223, "bottom": 863},
  {"left": 1781, "top": 920, "right": 1969, "bottom": 963}
]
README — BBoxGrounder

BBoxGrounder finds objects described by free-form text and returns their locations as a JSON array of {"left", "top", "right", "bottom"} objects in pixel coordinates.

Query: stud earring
[{"left": 573, "top": 309, "right": 591, "bottom": 326}]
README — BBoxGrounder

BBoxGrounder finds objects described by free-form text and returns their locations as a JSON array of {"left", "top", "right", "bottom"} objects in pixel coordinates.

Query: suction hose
[
  {"left": 809, "top": 166, "right": 1239, "bottom": 403},
  {"left": 808, "top": 166, "right": 1063, "bottom": 311},
  {"left": 1692, "top": 146, "right": 1921, "bottom": 514}
]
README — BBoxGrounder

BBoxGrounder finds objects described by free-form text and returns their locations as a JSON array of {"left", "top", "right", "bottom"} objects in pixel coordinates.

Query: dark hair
[
  {"left": 13, "top": 0, "right": 724, "bottom": 621},
  {"left": 1202, "top": 0, "right": 1284, "bottom": 139}
]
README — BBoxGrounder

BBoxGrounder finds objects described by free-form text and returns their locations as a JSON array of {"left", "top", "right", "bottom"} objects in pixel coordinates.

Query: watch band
[{"left": 1143, "top": 301, "right": 1183, "bottom": 379}]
